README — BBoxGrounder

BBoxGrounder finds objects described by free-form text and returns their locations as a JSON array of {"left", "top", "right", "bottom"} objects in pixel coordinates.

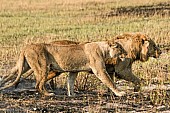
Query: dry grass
[{"left": 0, "top": 0, "right": 169, "bottom": 112}]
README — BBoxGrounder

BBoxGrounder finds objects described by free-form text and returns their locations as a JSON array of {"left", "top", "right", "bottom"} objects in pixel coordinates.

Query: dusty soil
[{"left": 0, "top": 79, "right": 169, "bottom": 113}]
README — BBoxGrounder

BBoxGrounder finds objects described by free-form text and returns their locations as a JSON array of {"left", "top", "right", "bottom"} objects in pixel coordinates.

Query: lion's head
[
  {"left": 113, "top": 33, "right": 162, "bottom": 62},
  {"left": 146, "top": 39, "right": 162, "bottom": 58},
  {"left": 107, "top": 40, "right": 128, "bottom": 62}
]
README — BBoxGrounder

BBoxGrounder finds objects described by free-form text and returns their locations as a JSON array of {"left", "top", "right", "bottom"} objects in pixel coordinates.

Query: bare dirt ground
[
  {"left": 0, "top": 79, "right": 169, "bottom": 113},
  {"left": 106, "top": 1, "right": 170, "bottom": 17}
]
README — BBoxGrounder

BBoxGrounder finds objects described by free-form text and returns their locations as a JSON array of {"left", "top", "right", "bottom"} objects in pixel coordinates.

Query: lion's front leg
[
  {"left": 115, "top": 68, "right": 141, "bottom": 92},
  {"left": 90, "top": 58, "right": 126, "bottom": 97}
]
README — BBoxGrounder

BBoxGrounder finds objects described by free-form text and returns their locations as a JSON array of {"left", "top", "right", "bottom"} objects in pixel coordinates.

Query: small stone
[{"left": 33, "top": 108, "right": 37, "bottom": 111}]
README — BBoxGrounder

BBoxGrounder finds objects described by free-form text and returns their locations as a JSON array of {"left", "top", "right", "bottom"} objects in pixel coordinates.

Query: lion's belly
[
  {"left": 57, "top": 58, "right": 91, "bottom": 71},
  {"left": 50, "top": 48, "right": 91, "bottom": 72}
]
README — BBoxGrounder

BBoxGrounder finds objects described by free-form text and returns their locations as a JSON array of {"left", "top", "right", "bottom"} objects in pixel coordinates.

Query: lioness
[
  {"left": 0, "top": 40, "right": 127, "bottom": 96},
  {"left": 0, "top": 40, "right": 79, "bottom": 87},
  {"left": 0, "top": 40, "right": 119, "bottom": 96}
]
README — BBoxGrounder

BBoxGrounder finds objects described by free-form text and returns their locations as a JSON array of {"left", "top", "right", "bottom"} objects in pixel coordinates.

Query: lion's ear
[
  {"left": 112, "top": 42, "right": 119, "bottom": 48},
  {"left": 111, "top": 42, "right": 122, "bottom": 50},
  {"left": 141, "top": 35, "right": 149, "bottom": 45},
  {"left": 142, "top": 40, "right": 149, "bottom": 47},
  {"left": 108, "top": 41, "right": 118, "bottom": 48},
  {"left": 107, "top": 40, "right": 114, "bottom": 46}
]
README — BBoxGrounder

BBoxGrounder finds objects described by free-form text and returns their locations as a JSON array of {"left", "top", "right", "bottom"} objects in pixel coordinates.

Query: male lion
[
  {"left": 112, "top": 32, "right": 162, "bottom": 92},
  {"left": 0, "top": 40, "right": 127, "bottom": 96}
]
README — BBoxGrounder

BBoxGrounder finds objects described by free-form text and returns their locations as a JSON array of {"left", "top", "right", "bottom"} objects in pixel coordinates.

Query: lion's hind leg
[
  {"left": 38, "top": 68, "right": 55, "bottom": 96},
  {"left": 15, "top": 69, "right": 34, "bottom": 88},
  {"left": 46, "top": 71, "right": 61, "bottom": 91},
  {"left": 26, "top": 51, "right": 54, "bottom": 96}
]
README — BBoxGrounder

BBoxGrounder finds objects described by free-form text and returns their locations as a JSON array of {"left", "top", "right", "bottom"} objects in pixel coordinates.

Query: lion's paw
[
  {"left": 44, "top": 92, "right": 55, "bottom": 96},
  {"left": 68, "top": 92, "right": 76, "bottom": 97}
]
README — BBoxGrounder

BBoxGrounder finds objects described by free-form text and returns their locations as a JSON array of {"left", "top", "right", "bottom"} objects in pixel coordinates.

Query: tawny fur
[{"left": 0, "top": 40, "right": 127, "bottom": 96}]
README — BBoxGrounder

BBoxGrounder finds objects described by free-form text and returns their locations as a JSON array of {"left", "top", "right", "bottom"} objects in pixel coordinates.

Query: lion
[
  {"left": 10, "top": 40, "right": 120, "bottom": 96},
  {"left": 0, "top": 40, "right": 79, "bottom": 86},
  {"left": 40, "top": 33, "right": 162, "bottom": 96},
  {"left": 0, "top": 40, "right": 127, "bottom": 96},
  {"left": 112, "top": 32, "right": 162, "bottom": 92},
  {"left": 35, "top": 32, "right": 162, "bottom": 96}
]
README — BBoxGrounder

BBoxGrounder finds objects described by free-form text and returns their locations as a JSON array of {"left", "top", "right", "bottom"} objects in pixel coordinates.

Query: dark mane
[{"left": 114, "top": 33, "right": 150, "bottom": 61}]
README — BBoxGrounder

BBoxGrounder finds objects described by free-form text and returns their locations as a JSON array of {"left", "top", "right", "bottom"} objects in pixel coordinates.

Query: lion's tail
[
  {"left": 0, "top": 51, "right": 25, "bottom": 91},
  {"left": 0, "top": 66, "right": 18, "bottom": 86}
]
